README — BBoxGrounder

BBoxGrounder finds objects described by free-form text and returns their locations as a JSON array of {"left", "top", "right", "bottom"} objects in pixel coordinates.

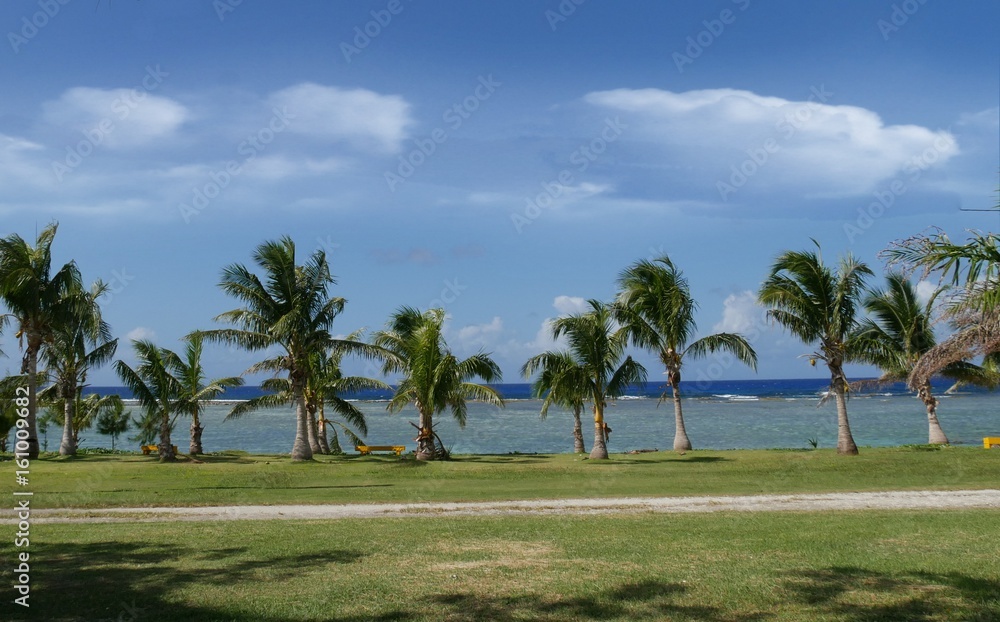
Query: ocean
[{"left": 72, "top": 379, "right": 999, "bottom": 455}]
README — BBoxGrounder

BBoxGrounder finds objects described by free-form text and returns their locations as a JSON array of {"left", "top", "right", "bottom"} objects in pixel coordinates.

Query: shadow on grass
[
  {"left": 780, "top": 566, "right": 1000, "bottom": 621},
  {"left": 453, "top": 455, "right": 552, "bottom": 464}
]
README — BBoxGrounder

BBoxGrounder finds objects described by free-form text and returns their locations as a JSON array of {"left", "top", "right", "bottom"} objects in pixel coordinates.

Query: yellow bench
[
  {"left": 355, "top": 445, "right": 406, "bottom": 456},
  {"left": 984, "top": 437, "right": 1000, "bottom": 449},
  {"left": 141, "top": 444, "right": 178, "bottom": 455}
]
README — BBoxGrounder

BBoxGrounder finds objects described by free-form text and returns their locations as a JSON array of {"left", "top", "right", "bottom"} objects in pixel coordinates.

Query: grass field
[{"left": 3, "top": 445, "right": 997, "bottom": 509}]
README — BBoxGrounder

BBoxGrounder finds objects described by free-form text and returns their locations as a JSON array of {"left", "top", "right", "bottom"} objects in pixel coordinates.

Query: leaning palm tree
[
  {"left": 853, "top": 273, "right": 997, "bottom": 444},
  {"left": 615, "top": 256, "right": 757, "bottom": 452},
  {"left": 374, "top": 307, "right": 504, "bottom": 460},
  {"left": 171, "top": 331, "right": 243, "bottom": 455},
  {"left": 546, "top": 300, "right": 647, "bottom": 460},
  {"left": 758, "top": 243, "right": 873, "bottom": 455},
  {"left": 114, "top": 340, "right": 184, "bottom": 462},
  {"left": 205, "top": 237, "right": 378, "bottom": 461},
  {"left": 522, "top": 350, "right": 589, "bottom": 454},
  {"left": 39, "top": 281, "right": 117, "bottom": 456},
  {"left": 883, "top": 229, "right": 999, "bottom": 389},
  {"left": 0, "top": 222, "right": 85, "bottom": 458}
]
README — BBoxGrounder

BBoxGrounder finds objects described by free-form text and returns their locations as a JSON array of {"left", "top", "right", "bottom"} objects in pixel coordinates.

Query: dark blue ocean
[{"left": 75, "top": 379, "right": 999, "bottom": 455}]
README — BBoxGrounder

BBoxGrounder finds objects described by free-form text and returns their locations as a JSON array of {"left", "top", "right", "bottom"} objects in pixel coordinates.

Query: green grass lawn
[
  {"left": 3, "top": 509, "right": 998, "bottom": 621},
  {"left": 2, "top": 445, "right": 997, "bottom": 509}
]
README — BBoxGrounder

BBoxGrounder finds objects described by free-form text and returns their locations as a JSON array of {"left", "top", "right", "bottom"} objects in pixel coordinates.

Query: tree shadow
[
  {"left": 780, "top": 566, "right": 1000, "bottom": 621},
  {"left": 453, "top": 455, "right": 552, "bottom": 464}
]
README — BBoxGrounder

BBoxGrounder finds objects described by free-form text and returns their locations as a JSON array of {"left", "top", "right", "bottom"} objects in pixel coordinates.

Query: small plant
[{"left": 807, "top": 437, "right": 819, "bottom": 449}]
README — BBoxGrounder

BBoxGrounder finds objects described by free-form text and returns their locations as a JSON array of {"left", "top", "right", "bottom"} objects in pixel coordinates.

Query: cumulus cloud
[
  {"left": 268, "top": 82, "right": 412, "bottom": 153},
  {"left": 456, "top": 317, "right": 503, "bottom": 350},
  {"left": 713, "top": 291, "right": 765, "bottom": 334},
  {"left": 915, "top": 280, "right": 938, "bottom": 307},
  {"left": 126, "top": 326, "right": 157, "bottom": 341},
  {"left": 553, "top": 295, "right": 588, "bottom": 316},
  {"left": 585, "top": 87, "right": 958, "bottom": 197},
  {"left": 43, "top": 87, "right": 188, "bottom": 148}
]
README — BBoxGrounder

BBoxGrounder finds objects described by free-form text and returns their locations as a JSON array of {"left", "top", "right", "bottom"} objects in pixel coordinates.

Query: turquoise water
[{"left": 67, "top": 383, "right": 999, "bottom": 454}]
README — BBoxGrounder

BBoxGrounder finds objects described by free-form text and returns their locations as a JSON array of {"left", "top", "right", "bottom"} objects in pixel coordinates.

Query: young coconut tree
[
  {"left": 95, "top": 398, "right": 131, "bottom": 450},
  {"left": 114, "top": 340, "right": 184, "bottom": 462},
  {"left": 615, "top": 256, "right": 757, "bottom": 452},
  {"left": 522, "top": 350, "right": 589, "bottom": 454},
  {"left": 853, "top": 273, "right": 997, "bottom": 445},
  {"left": 172, "top": 331, "right": 243, "bottom": 455},
  {"left": 547, "top": 300, "right": 647, "bottom": 460},
  {"left": 758, "top": 243, "right": 873, "bottom": 455},
  {"left": 374, "top": 307, "right": 504, "bottom": 460},
  {"left": 0, "top": 222, "right": 85, "bottom": 458}
]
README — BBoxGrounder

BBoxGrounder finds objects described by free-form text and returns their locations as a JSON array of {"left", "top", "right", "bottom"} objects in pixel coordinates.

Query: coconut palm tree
[
  {"left": 96, "top": 399, "right": 131, "bottom": 450},
  {"left": 39, "top": 282, "right": 117, "bottom": 456},
  {"left": 758, "top": 243, "right": 873, "bottom": 455},
  {"left": 544, "top": 300, "right": 647, "bottom": 460},
  {"left": 615, "top": 256, "right": 757, "bottom": 452},
  {"left": 522, "top": 350, "right": 589, "bottom": 454},
  {"left": 853, "top": 273, "right": 997, "bottom": 444},
  {"left": 171, "top": 331, "right": 243, "bottom": 455},
  {"left": 883, "top": 229, "right": 999, "bottom": 389},
  {"left": 0, "top": 222, "right": 85, "bottom": 458},
  {"left": 114, "top": 339, "right": 184, "bottom": 462},
  {"left": 374, "top": 307, "right": 504, "bottom": 460}
]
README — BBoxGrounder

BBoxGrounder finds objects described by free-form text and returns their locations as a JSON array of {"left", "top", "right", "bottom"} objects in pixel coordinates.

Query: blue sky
[{"left": 1, "top": 0, "right": 997, "bottom": 386}]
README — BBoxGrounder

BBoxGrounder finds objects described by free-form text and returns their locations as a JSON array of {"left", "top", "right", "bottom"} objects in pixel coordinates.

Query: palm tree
[
  {"left": 205, "top": 237, "right": 377, "bottom": 461},
  {"left": 522, "top": 350, "right": 589, "bottom": 454},
  {"left": 758, "top": 243, "right": 873, "bottom": 455},
  {"left": 883, "top": 229, "right": 999, "bottom": 389},
  {"left": 171, "top": 331, "right": 243, "bottom": 455},
  {"left": 0, "top": 222, "right": 85, "bottom": 458},
  {"left": 39, "top": 282, "right": 117, "bottom": 456},
  {"left": 853, "top": 273, "right": 997, "bottom": 445},
  {"left": 114, "top": 339, "right": 184, "bottom": 462},
  {"left": 374, "top": 307, "right": 504, "bottom": 460},
  {"left": 615, "top": 256, "right": 757, "bottom": 452},
  {"left": 545, "top": 300, "right": 647, "bottom": 460},
  {"left": 96, "top": 399, "right": 131, "bottom": 450}
]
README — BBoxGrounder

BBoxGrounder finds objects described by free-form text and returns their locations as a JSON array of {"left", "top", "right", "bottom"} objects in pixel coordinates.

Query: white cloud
[
  {"left": 585, "top": 87, "right": 959, "bottom": 197},
  {"left": 915, "top": 280, "right": 938, "bottom": 307},
  {"left": 268, "top": 82, "right": 412, "bottom": 153},
  {"left": 126, "top": 327, "right": 157, "bottom": 341},
  {"left": 456, "top": 317, "right": 503, "bottom": 350},
  {"left": 241, "top": 155, "right": 348, "bottom": 180},
  {"left": 713, "top": 291, "right": 765, "bottom": 334},
  {"left": 43, "top": 87, "right": 188, "bottom": 148},
  {"left": 553, "top": 295, "right": 588, "bottom": 316}
]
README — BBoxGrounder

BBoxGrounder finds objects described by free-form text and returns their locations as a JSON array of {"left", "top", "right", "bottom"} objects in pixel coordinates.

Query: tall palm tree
[
  {"left": 39, "top": 282, "right": 117, "bottom": 456},
  {"left": 615, "top": 256, "right": 757, "bottom": 452},
  {"left": 114, "top": 339, "right": 184, "bottom": 462},
  {"left": 522, "top": 350, "right": 589, "bottom": 454},
  {"left": 758, "top": 243, "right": 873, "bottom": 455},
  {"left": 205, "top": 237, "right": 376, "bottom": 461},
  {"left": 0, "top": 222, "right": 85, "bottom": 458},
  {"left": 171, "top": 331, "right": 243, "bottom": 455},
  {"left": 374, "top": 307, "right": 504, "bottom": 460},
  {"left": 853, "top": 273, "right": 997, "bottom": 445},
  {"left": 545, "top": 300, "right": 647, "bottom": 460},
  {"left": 883, "top": 229, "right": 999, "bottom": 389}
]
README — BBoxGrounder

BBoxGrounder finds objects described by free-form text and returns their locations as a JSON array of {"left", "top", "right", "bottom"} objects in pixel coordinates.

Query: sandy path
[{"left": 17, "top": 489, "right": 1000, "bottom": 524}]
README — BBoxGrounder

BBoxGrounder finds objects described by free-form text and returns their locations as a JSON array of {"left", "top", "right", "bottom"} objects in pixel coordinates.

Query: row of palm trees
[{"left": 1, "top": 224, "right": 996, "bottom": 461}]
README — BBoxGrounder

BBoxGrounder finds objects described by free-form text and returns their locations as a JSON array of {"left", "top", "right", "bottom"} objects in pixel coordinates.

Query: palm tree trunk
[
  {"left": 23, "top": 344, "right": 40, "bottom": 459},
  {"left": 290, "top": 379, "right": 313, "bottom": 461},
  {"left": 831, "top": 371, "right": 859, "bottom": 455},
  {"left": 59, "top": 393, "right": 76, "bottom": 456},
  {"left": 159, "top": 410, "right": 176, "bottom": 462},
  {"left": 590, "top": 401, "right": 608, "bottom": 460},
  {"left": 306, "top": 403, "right": 323, "bottom": 455},
  {"left": 670, "top": 374, "right": 692, "bottom": 452},
  {"left": 316, "top": 403, "right": 331, "bottom": 454},
  {"left": 918, "top": 381, "right": 948, "bottom": 445},
  {"left": 572, "top": 404, "right": 586, "bottom": 454},
  {"left": 415, "top": 404, "right": 435, "bottom": 460},
  {"left": 189, "top": 407, "right": 204, "bottom": 455}
]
